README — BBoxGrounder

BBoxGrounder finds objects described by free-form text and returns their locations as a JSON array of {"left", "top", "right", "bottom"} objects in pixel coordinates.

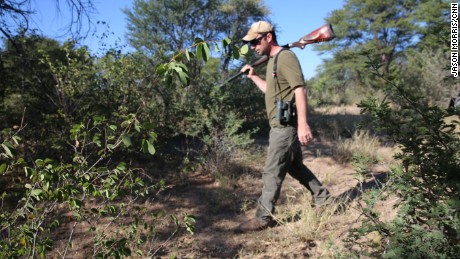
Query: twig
[
  {"left": 62, "top": 221, "right": 78, "bottom": 259},
  {"left": 150, "top": 228, "right": 179, "bottom": 256}
]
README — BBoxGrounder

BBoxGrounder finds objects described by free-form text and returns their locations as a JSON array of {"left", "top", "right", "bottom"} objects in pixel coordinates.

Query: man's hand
[
  {"left": 297, "top": 122, "right": 313, "bottom": 146},
  {"left": 240, "top": 65, "right": 267, "bottom": 93},
  {"left": 240, "top": 65, "right": 255, "bottom": 78}
]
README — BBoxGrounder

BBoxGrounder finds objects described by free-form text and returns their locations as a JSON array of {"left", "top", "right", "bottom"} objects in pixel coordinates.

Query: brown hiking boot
[{"left": 236, "top": 218, "right": 274, "bottom": 233}]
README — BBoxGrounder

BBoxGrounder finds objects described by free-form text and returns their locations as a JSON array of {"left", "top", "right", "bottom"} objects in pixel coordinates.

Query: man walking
[{"left": 238, "top": 21, "right": 331, "bottom": 232}]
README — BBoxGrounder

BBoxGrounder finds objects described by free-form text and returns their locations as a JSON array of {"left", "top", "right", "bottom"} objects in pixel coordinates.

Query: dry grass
[
  {"left": 334, "top": 130, "right": 381, "bottom": 164},
  {"left": 229, "top": 105, "right": 398, "bottom": 258},
  {"left": 309, "top": 105, "right": 370, "bottom": 141},
  {"left": 234, "top": 184, "right": 370, "bottom": 258},
  {"left": 45, "top": 105, "right": 400, "bottom": 258}
]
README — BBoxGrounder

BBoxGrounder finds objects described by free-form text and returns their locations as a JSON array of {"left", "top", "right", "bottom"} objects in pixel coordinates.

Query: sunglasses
[{"left": 248, "top": 33, "right": 269, "bottom": 46}]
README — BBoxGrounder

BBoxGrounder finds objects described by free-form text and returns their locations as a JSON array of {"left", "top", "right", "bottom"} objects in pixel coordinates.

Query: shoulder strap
[{"left": 272, "top": 48, "right": 288, "bottom": 78}]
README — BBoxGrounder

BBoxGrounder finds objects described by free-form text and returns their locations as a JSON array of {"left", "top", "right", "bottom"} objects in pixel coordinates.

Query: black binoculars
[{"left": 275, "top": 99, "right": 295, "bottom": 124}]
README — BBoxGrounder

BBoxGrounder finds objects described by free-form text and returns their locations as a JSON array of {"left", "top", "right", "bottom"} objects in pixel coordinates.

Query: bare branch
[{"left": 0, "top": 0, "right": 97, "bottom": 47}]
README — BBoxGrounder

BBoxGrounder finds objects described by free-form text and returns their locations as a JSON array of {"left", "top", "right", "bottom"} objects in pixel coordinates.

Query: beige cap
[{"left": 242, "top": 21, "right": 274, "bottom": 42}]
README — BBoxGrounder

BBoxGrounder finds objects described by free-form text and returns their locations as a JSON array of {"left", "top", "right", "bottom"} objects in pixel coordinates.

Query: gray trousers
[{"left": 256, "top": 126, "right": 330, "bottom": 220}]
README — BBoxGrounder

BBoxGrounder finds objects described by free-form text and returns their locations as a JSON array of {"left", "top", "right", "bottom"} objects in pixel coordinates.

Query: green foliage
[
  {"left": 322, "top": 0, "right": 422, "bottom": 77},
  {"left": 201, "top": 109, "right": 257, "bottom": 174},
  {"left": 0, "top": 114, "right": 162, "bottom": 258},
  {"left": 413, "top": 0, "right": 451, "bottom": 50},
  {"left": 118, "top": 0, "right": 270, "bottom": 169},
  {"left": 1, "top": 35, "right": 100, "bottom": 158},
  {"left": 124, "top": 0, "right": 268, "bottom": 59},
  {"left": 94, "top": 51, "right": 150, "bottom": 118},
  {"left": 395, "top": 48, "right": 455, "bottom": 106},
  {"left": 344, "top": 60, "right": 460, "bottom": 258},
  {"left": 311, "top": 0, "right": 451, "bottom": 106},
  {"left": 1, "top": 1, "right": 272, "bottom": 256},
  {"left": 156, "top": 36, "right": 247, "bottom": 87},
  {"left": 125, "top": 0, "right": 225, "bottom": 56}
]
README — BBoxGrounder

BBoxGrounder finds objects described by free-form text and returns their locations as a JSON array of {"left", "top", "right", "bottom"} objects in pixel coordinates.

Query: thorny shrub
[
  {"left": 0, "top": 114, "right": 195, "bottom": 258},
  {"left": 343, "top": 68, "right": 460, "bottom": 258}
]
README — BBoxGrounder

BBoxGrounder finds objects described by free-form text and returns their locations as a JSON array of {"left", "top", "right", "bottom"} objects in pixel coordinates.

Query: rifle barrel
[{"left": 221, "top": 55, "right": 269, "bottom": 86}]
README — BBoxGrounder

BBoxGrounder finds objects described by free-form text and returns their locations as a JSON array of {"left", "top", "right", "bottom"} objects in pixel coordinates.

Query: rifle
[{"left": 220, "top": 24, "right": 336, "bottom": 86}]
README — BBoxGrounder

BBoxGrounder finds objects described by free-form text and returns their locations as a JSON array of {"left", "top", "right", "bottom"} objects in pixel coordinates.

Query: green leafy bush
[
  {"left": 0, "top": 114, "right": 162, "bottom": 258},
  {"left": 344, "top": 70, "right": 460, "bottom": 258}
]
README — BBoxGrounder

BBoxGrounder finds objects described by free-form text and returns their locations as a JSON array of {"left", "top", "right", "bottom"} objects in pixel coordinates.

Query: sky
[{"left": 28, "top": 0, "right": 345, "bottom": 79}]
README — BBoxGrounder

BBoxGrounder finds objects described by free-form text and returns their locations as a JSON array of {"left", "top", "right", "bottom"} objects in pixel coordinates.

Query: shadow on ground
[{"left": 141, "top": 112, "right": 390, "bottom": 258}]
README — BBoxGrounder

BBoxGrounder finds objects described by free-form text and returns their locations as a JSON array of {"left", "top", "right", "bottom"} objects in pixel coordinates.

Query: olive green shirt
[{"left": 265, "top": 49, "right": 305, "bottom": 127}]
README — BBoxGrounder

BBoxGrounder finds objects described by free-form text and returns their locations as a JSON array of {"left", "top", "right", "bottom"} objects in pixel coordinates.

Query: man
[{"left": 238, "top": 21, "right": 331, "bottom": 232}]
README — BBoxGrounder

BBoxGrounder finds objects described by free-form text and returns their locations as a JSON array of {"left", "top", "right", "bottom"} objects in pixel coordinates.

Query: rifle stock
[
  {"left": 221, "top": 24, "right": 335, "bottom": 85},
  {"left": 283, "top": 24, "right": 335, "bottom": 49}
]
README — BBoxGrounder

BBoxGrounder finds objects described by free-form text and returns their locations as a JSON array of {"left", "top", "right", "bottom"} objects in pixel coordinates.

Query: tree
[
  {"left": 123, "top": 0, "right": 269, "bottom": 139},
  {"left": 345, "top": 60, "right": 460, "bottom": 258},
  {"left": 0, "top": 0, "right": 96, "bottom": 48},
  {"left": 125, "top": 0, "right": 224, "bottom": 58},
  {"left": 320, "top": 0, "right": 420, "bottom": 79},
  {"left": 412, "top": 0, "right": 452, "bottom": 50},
  {"left": 323, "top": 0, "right": 425, "bottom": 78},
  {"left": 0, "top": 34, "right": 103, "bottom": 161},
  {"left": 215, "top": 0, "right": 268, "bottom": 77},
  {"left": 310, "top": 0, "right": 451, "bottom": 106},
  {"left": 125, "top": 0, "right": 269, "bottom": 75}
]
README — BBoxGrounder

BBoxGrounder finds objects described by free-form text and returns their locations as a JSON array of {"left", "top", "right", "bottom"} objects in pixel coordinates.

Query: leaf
[
  {"left": 93, "top": 115, "right": 105, "bottom": 125},
  {"left": 31, "top": 189, "right": 43, "bottom": 200},
  {"left": 172, "top": 63, "right": 190, "bottom": 86},
  {"left": 141, "top": 139, "right": 147, "bottom": 153},
  {"left": 24, "top": 167, "right": 34, "bottom": 177},
  {"left": 240, "top": 44, "right": 249, "bottom": 55},
  {"left": 202, "top": 42, "right": 211, "bottom": 62},
  {"left": 222, "top": 37, "right": 231, "bottom": 49},
  {"left": 92, "top": 134, "right": 101, "bottom": 147},
  {"left": 0, "top": 163, "right": 7, "bottom": 174},
  {"left": 176, "top": 62, "right": 188, "bottom": 71},
  {"left": 171, "top": 215, "right": 179, "bottom": 226},
  {"left": 194, "top": 37, "right": 204, "bottom": 44},
  {"left": 70, "top": 123, "right": 84, "bottom": 136},
  {"left": 147, "top": 140, "right": 156, "bottom": 155},
  {"left": 196, "top": 44, "right": 203, "bottom": 60},
  {"left": 168, "top": 61, "right": 177, "bottom": 70},
  {"left": 1, "top": 143, "right": 13, "bottom": 158},
  {"left": 134, "top": 123, "right": 141, "bottom": 132},
  {"left": 232, "top": 46, "right": 240, "bottom": 59},
  {"left": 122, "top": 134, "right": 132, "bottom": 147},
  {"left": 156, "top": 63, "right": 168, "bottom": 75},
  {"left": 70, "top": 199, "right": 82, "bottom": 209},
  {"left": 185, "top": 49, "right": 191, "bottom": 61},
  {"left": 148, "top": 131, "right": 158, "bottom": 141},
  {"left": 177, "top": 70, "right": 190, "bottom": 86},
  {"left": 12, "top": 135, "right": 21, "bottom": 145},
  {"left": 116, "top": 162, "right": 127, "bottom": 171}
]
